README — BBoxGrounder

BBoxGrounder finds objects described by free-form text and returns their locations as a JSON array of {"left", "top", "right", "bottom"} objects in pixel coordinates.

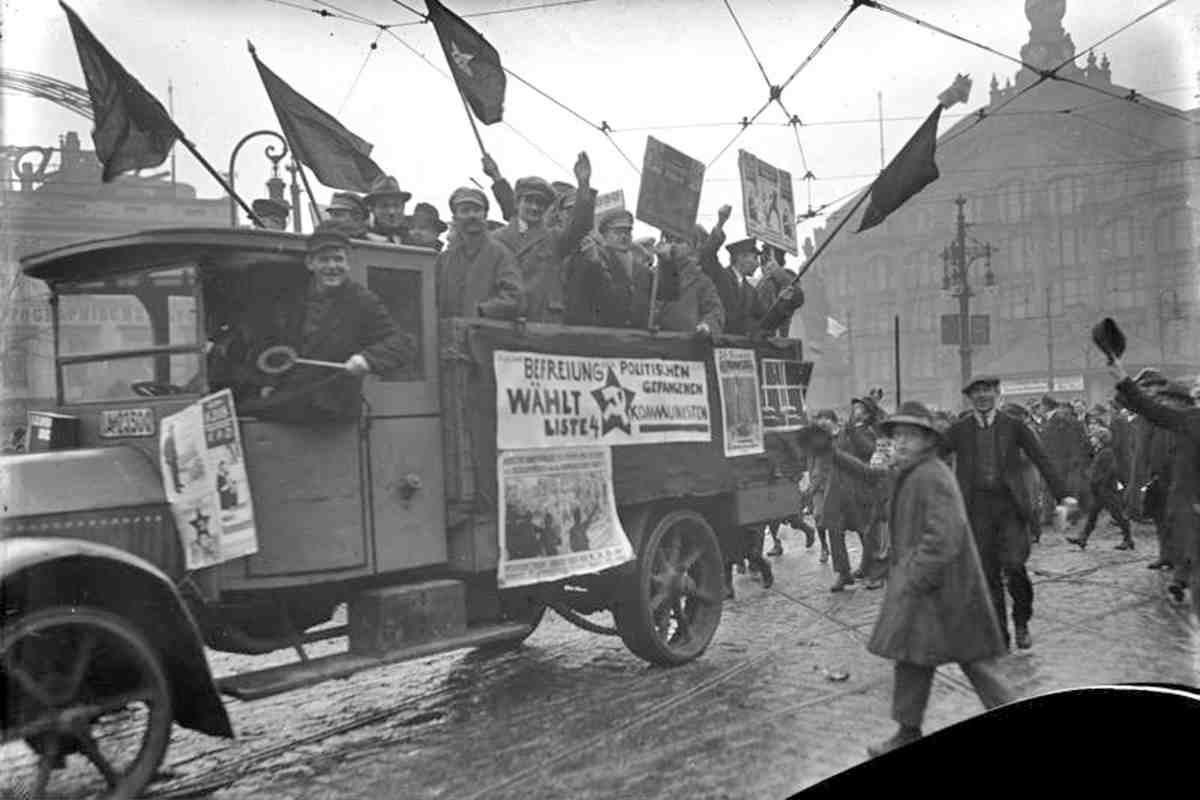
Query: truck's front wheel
[{"left": 613, "top": 509, "right": 725, "bottom": 666}]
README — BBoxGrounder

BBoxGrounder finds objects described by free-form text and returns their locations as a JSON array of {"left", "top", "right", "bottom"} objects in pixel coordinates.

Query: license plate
[{"left": 100, "top": 408, "right": 156, "bottom": 438}]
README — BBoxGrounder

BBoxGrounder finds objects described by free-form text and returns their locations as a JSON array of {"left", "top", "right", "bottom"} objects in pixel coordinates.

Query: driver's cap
[{"left": 307, "top": 221, "right": 352, "bottom": 253}]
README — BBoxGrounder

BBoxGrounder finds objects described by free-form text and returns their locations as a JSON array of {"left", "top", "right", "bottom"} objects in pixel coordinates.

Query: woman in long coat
[{"left": 817, "top": 401, "right": 1014, "bottom": 756}]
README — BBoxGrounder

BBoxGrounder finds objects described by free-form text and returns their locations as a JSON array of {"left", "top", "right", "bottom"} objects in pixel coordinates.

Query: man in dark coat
[
  {"left": 1110, "top": 362, "right": 1200, "bottom": 612},
  {"left": 945, "top": 376, "right": 1075, "bottom": 651},
  {"left": 435, "top": 187, "right": 523, "bottom": 320},
  {"left": 407, "top": 202, "right": 448, "bottom": 252},
  {"left": 1126, "top": 370, "right": 1174, "bottom": 567},
  {"left": 844, "top": 397, "right": 887, "bottom": 589},
  {"left": 1038, "top": 394, "right": 1092, "bottom": 520},
  {"left": 493, "top": 153, "right": 595, "bottom": 324},
  {"left": 564, "top": 208, "right": 653, "bottom": 328},
  {"left": 325, "top": 192, "right": 370, "bottom": 239},
  {"left": 242, "top": 223, "right": 414, "bottom": 422},
  {"left": 817, "top": 402, "right": 1013, "bottom": 756},
  {"left": 1067, "top": 426, "right": 1133, "bottom": 550},
  {"left": 363, "top": 175, "right": 414, "bottom": 245},
  {"left": 756, "top": 246, "right": 798, "bottom": 337}
]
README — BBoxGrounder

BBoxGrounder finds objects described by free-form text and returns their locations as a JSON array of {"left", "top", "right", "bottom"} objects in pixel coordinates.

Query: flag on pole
[
  {"left": 827, "top": 316, "right": 848, "bottom": 339},
  {"left": 856, "top": 106, "right": 942, "bottom": 233},
  {"left": 426, "top": 0, "right": 506, "bottom": 125},
  {"left": 250, "top": 43, "right": 384, "bottom": 192},
  {"left": 61, "top": 2, "right": 179, "bottom": 182}
]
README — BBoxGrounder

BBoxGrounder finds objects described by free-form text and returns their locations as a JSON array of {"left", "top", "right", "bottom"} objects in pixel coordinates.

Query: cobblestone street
[{"left": 91, "top": 519, "right": 1193, "bottom": 800}]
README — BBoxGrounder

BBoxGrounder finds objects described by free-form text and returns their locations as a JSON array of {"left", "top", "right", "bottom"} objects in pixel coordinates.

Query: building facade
[
  {"left": 805, "top": 1, "right": 1198, "bottom": 411},
  {"left": 1, "top": 132, "right": 228, "bottom": 430}
]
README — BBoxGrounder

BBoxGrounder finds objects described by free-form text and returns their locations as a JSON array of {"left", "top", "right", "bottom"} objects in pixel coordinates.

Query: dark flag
[
  {"left": 61, "top": 2, "right": 179, "bottom": 182},
  {"left": 426, "top": 0, "right": 506, "bottom": 125},
  {"left": 857, "top": 106, "right": 942, "bottom": 233},
  {"left": 250, "top": 44, "right": 384, "bottom": 192}
]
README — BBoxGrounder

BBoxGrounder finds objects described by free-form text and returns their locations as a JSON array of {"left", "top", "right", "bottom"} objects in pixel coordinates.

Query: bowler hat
[
  {"left": 252, "top": 197, "right": 290, "bottom": 217},
  {"left": 513, "top": 176, "right": 556, "bottom": 204},
  {"left": 328, "top": 192, "right": 367, "bottom": 217},
  {"left": 364, "top": 175, "right": 413, "bottom": 206},
  {"left": 726, "top": 238, "right": 760, "bottom": 257},
  {"left": 306, "top": 220, "right": 352, "bottom": 253},
  {"left": 448, "top": 186, "right": 489, "bottom": 213},
  {"left": 410, "top": 202, "right": 448, "bottom": 234},
  {"left": 962, "top": 375, "right": 1000, "bottom": 395},
  {"left": 1133, "top": 367, "right": 1168, "bottom": 387},
  {"left": 880, "top": 401, "right": 943, "bottom": 440},
  {"left": 1090, "top": 317, "right": 1126, "bottom": 364},
  {"left": 598, "top": 208, "right": 634, "bottom": 232}
]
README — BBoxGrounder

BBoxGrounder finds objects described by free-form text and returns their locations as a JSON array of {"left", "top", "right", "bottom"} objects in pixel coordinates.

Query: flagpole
[
  {"left": 174, "top": 128, "right": 265, "bottom": 228},
  {"left": 293, "top": 161, "right": 325, "bottom": 230},
  {"left": 456, "top": 89, "right": 489, "bottom": 159},
  {"left": 893, "top": 314, "right": 901, "bottom": 407}
]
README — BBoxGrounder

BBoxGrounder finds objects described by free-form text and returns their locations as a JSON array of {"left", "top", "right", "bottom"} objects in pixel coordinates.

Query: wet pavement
[{"left": 5, "top": 519, "right": 1197, "bottom": 799}]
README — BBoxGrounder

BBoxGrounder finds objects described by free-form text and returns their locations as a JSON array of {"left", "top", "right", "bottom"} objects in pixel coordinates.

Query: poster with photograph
[
  {"left": 498, "top": 446, "right": 634, "bottom": 588},
  {"left": 635, "top": 137, "right": 705, "bottom": 239},
  {"left": 494, "top": 350, "right": 711, "bottom": 449},
  {"left": 737, "top": 149, "right": 798, "bottom": 256},
  {"left": 160, "top": 389, "right": 258, "bottom": 570},
  {"left": 714, "top": 348, "right": 764, "bottom": 457}
]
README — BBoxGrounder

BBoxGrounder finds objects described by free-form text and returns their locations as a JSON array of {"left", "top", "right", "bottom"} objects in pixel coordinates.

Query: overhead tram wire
[
  {"left": 865, "top": 0, "right": 1194, "bottom": 125},
  {"left": 387, "top": 0, "right": 606, "bottom": 27},
  {"left": 263, "top": 0, "right": 378, "bottom": 27},
  {"left": 1074, "top": 0, "right": 1177, "bottom": 61},
  {"left": 723, "top": 0, "right": 773, "bottom": 89},
  {"left": 338, "top": 30, "right": 385, "bottom": 115},
  {"left": 706, "top": 1, "right": 860, "bottom": 168}
]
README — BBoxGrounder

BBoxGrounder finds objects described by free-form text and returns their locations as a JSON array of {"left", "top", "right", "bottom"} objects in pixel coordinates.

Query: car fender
[{"left": 1, "top": 537, "right": 233, "bottom": 738}]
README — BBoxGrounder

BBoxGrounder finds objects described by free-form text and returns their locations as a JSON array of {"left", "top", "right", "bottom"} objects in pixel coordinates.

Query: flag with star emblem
[
  {"left": 426, "top": 0, "right": 506, "bottom": 125},
  {"left": 61, "top": 2, "right": 180, "bottom": 182},
  {"left": 250, "top": 43, "right": 385, "bottom": 192}
]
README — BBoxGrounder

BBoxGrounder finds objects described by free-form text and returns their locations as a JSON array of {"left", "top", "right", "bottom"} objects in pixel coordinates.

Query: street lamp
[
  {"left": 941, "top": 196, "right": 997, "bottom": 391},
  {"left": 227, "top": 130, "right": 296, "bottom": 228}
]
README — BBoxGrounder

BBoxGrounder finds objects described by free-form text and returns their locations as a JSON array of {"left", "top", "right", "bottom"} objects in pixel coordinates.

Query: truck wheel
[
  {"left": 613, "top": 509, "right": 725, "bottom": 666},
  {"left": 1, "top": 606, "right": 173, "bottom": 800}
]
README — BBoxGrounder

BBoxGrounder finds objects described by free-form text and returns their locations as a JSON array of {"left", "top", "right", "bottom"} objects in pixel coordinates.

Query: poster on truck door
[
  {"left": 498, "top": 446, "right": 634, "bottom": 588},
  {"left": 159, "top": 389, "right": 258, "bottom": 569},
  {"left": 714, "top": 348, "right": 764, "bottom": 457}
]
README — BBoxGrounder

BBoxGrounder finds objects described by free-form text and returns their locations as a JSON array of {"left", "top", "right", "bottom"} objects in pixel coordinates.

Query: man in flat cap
[
  {"left": 408, "top": 202, "right": 448, "bottom": 252},
  {"left": 252, "top": 198, "right": 290, "bottom": 231},
  {"left": 942, "top": 375, "right": 1075, "bottom": 651},
  {"left": 756, "top": 245, "right": 800, "bottom": 337},
  {"left": 493, "top": 152, "right": 595, "bottom": 324},
  {"left": 326, "top": 192, "right": 370, "bottom": 239},
  {"left": 242, "top": 221, "right": 413, "bottom": 422},
  {"left": 1109, "top": 358, "right": 1200, "bottom": 615},
  {"left": 364, "top": 175, "right": 414, "bottom": 245},
  {"left": 565, "top": 207, "right": 652, "bottom": 328},
  {"left": 436, "top": 187, "right": 522, "bottom": 320}
]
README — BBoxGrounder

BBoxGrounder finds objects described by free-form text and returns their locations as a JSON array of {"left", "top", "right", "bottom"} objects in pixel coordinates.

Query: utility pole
[
  {"left": 167, "top": 79, "right": 177, "bottom": 193},
  {"left": 941, "top": 196, "right": 995, "bottom": 392},
  {"left": 877, "top": 91, "right": 885, "bottom": 170},
  {"left": 1045, "top": 285, "right": 1055, "bottom": 391}
]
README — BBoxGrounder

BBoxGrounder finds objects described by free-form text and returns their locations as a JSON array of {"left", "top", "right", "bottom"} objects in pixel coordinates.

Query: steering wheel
[{"left": 132, "top": 381, "right": 184, "bottom": 398}]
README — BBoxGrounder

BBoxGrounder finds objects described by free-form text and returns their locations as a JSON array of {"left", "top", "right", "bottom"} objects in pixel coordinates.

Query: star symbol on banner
[
  {"left": 190, "top": 508, "right": 212, "bottom": 540},
  {"left": 449, "top": 41, "right": 475, "bottom": 78},
  {"left": 591, "top": 368, "right": 636, "bottom": 436}
]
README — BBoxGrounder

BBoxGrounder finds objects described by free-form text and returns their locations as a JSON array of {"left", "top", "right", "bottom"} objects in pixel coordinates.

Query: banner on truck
[
  {"left": 159, "top": 389, "right": 258, "bottom": 570},
  {"left": 495, "top": 350, "right": 711, "bottom": 449},
  {"left": 498, "top": 446, "right": 634, "bottom": 588},
  {"left": 714, "top": 348, "right": 764, "bottom": 456}
]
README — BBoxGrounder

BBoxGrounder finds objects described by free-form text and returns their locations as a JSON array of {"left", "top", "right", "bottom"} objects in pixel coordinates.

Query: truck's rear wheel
[
  {"left": 614, "top": 509, "right": 724, "bottom": 666},
  {"left": 1, "top": 606, "right": 173, "bottom": 800}
]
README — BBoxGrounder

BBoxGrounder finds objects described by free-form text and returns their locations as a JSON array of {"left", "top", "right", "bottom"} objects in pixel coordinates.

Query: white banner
[
  {"left": 714, "top": 348, "right": 764, "bottom": 456},
  {"left": 498, "top": 446, "right": 634, "bottom": 588},
  {"left": 737, "top": 149, "right": 799, "bottom": 256},
  {"left": 495, "top": 350, "right": 711, "bottom": 449},
  {"left": 160, "top": 389, "right": 258, "bottom": 570}
]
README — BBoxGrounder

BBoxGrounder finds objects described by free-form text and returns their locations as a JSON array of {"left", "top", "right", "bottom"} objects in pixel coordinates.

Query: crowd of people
[{"left": 251, "top": 151, "right": 805, "bottom": 336}]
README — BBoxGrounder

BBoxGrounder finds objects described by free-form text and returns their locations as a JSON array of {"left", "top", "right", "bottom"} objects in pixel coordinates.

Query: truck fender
[{"left": 1, "top": 537, "right": 233, "bottom": 738}]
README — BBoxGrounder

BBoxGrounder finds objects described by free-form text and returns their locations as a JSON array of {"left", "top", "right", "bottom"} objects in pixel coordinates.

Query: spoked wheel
[
  {"left": 1, "top": 606, "right": 173, "bottom": 800},
  {"left": 613, "top": 509, "right": 725, "bottom": 666}
]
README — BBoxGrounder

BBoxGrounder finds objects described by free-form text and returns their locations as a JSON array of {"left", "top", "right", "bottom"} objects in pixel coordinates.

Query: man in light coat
[
  {"left": 435, "top": 187, "right": 523, "bottom": 320},
  {"left": 816, "top": 401, "right": 1015, "bottom": 757}
]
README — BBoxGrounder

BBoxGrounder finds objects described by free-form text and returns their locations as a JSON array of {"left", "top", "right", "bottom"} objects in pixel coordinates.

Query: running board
[{"left": 216, "top": 621, "right": 533, "bottom": 701}]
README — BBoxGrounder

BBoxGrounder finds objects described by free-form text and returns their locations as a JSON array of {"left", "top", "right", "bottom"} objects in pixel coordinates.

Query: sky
[{"left": 4, "top": 0, "right": 1197, "bottom": 249}]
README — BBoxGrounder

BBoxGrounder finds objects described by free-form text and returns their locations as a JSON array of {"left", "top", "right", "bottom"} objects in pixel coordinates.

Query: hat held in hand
[{"left": 1091, "top": 317, "right": 1126, "bottom": 364}]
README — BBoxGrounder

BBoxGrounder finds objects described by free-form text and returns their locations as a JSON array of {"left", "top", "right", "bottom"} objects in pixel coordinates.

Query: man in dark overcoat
[
  {"left": 241, "top": 223, "right": 414, "bottom": 422},
  {"left": 435, "top": 187, "right": 523, "bottom": 321},
  {"left": 492, "top": 153, "right": 595, "bottom": 324},
  {"left": 815, "top": 402, "right": 1014, "bottom": 756},
  {"left": 564, "top": 209, "right": 652, "bottom": 328},
  {"left": 1125, "top": 370, "right": 1175, "bottom": 567},
  {"left": 945, "top": 376, "right": 1075, "bottom": 651},
  {"left": 1110, "top": 362, "right": 1200, "bottom": 613},
  {"left": 1066, "top": 426, "right": 1133, "bottom": 550}
]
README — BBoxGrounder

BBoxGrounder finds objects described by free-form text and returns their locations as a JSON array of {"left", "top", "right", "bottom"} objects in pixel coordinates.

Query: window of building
[
  {"left": 1059, "top": 273, "right": 1091, "bottom": 309},
  {"left": 1000, "top": 181, "right": 1026, "bottom": 222},
  {"left": 1049, "top": 175, "right": 1087, "bottom": 215},
  {"left": 1098, "top": 217, "right": 1134, "bottom": 261},
  {"left": 1154, "top": 208, "right": 1198, "bottom": 253},
  {"left": 1057, "top": 225, "right": 1084, "bottom": 266},
  {"left": 760, "top": 358, "right": 809, "bottom": 431}
]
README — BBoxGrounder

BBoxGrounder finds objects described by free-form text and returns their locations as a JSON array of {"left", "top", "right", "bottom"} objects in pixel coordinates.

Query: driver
[{"left": 242, "top": 221, "right": 414, "bottom": 422}]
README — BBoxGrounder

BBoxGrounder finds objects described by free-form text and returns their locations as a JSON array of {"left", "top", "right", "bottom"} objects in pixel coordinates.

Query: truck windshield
[{"left": 56, "top": 264, "right": 202, "bottom": 403}]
